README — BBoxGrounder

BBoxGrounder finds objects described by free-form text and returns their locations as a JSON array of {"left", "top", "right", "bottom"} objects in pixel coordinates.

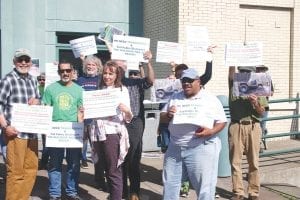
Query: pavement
[{"left": 0, "top": 139, "right": 299, "bottom": 200}]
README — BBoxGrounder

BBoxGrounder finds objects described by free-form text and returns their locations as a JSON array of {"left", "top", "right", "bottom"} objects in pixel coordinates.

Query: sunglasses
[
  {"left": 58, "top": 69, "right": 72, "bottom": 74},
  {"left": 38, "top": 78, "right": 45, "bottom": 81},
  {"left": 17, "top": 57, "right": 31, "bottom": 63},
  {"left": 129, "top": 72, "right": 139, "bottom": 76},
  {"left": 181, "top": 77, "right": 196, "bottom": 84}
]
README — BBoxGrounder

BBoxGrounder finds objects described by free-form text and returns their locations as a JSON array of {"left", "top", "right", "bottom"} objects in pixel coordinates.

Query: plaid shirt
[
  {"left": 122, "top": 77, "right": 152, "bottom": 118},
  {"left": 0, "top": 69, "right": 40, "bottom": 139}
]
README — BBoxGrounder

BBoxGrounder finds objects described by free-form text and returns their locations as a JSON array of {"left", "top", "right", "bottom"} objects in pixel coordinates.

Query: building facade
[
  {"left": 0, "top": 0, "right": 143, "bottom": 76},
  {"left": 144, "top": 0, "right": 300, "bottom": 99}
]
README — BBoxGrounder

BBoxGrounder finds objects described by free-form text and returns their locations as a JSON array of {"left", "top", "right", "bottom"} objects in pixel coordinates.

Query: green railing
[{"left": 259, "top": 93, "right": 300, "bottom": 157}]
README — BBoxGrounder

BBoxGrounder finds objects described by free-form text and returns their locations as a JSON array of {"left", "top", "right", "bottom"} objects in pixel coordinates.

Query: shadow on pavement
[{"left": 140, "top": 163, "right": 163, "bottom": 185}]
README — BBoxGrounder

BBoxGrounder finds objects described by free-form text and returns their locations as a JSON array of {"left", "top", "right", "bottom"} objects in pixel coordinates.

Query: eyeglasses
[
  {"left": 129, "top": 72, "right": 139, "bottom": 76},
  {"left": 16, "top": 57, "right": 31, "bottom": 63},
  {"left": 38, "top": 78, "right": 45, "bottom": 81},
  {"left": 58, "top": 69, "right": 72, "bottom": 74},
  {"left": 181, "top": 77, "right": 196, "bottom": 84}
]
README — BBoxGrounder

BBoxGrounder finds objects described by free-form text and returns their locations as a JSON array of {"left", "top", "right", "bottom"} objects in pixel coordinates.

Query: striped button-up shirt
[{"left": 0, "top": 68, "right": 40, "bottom": 139}]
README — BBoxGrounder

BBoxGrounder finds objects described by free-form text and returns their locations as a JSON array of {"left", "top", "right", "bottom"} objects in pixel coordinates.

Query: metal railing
[{"left": 259, "top": 93, "right": 300, "bottom": 157}]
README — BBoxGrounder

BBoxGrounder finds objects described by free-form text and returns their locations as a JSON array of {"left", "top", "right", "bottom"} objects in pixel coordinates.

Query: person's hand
[
  {"left": 170, "top": 61, "right": 177, "bottom": 68},
  {"left": 4, "top": 125, "right": 18, "bottom": 138},
  {"left": 167, "top": 105, "right": 176, "bottom": 119},
  {"left": 167, "top": 75, "right": 176, "bottom": 80},
  {"left": 28, "top": 97, "right": 40, "bottom": 105},
  {"left": 79, "top": 53, "right": 86, "bottom": 62},
  {"left": 195, "top": 127, "right": 214, "bottom": 137},
  {"left": 78, "top": 106, "right": 84, "bottom": 122},
  {"left": 248, "top": 94, "right": 258, "bottom": 106},
  {"left": 118, "top": 103, "right": 130, "bottom": 114},
  {"left": 143, "top": 50, "right": 152, "bottom": 61},
  {"left": 207, "top": 45, "right": 217, "bottom": 53}
]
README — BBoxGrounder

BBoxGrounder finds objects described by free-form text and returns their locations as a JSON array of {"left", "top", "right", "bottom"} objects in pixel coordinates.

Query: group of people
[
  {"left": 0, "top": 47, "right": 154, "bottom": 200},
  {"left": 0, "top": 45, "right": 268, "bottom": 200}
]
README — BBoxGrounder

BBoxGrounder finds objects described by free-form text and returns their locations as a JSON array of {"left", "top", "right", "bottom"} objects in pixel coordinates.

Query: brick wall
[
  {"left": 144, "top": 0, "right": 299, "bottom": 98},
  {"left": 144, "top": 0, "right": 300, "bottom": 136}
]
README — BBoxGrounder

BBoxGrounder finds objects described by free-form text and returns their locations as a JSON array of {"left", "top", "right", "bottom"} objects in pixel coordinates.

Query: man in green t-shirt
[
  {"left": 228, "top": 66, "right": 267, "bottom": 200},
  {"left": 43, "top": 60, "right": 83, "bottom": 200}
]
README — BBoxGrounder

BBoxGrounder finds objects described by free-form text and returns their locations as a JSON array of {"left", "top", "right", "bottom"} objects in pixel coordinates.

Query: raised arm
[{"left": 143, "top": 50, "right": 155, "bottom": 85}]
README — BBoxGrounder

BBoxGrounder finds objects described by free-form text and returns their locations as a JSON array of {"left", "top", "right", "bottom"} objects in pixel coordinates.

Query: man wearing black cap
[
  {"left": 228, "top": 66, "right": 267, "bottom": 200},
  {"left": 0, "top": 48, "right": 40, "bottom": 200},
  {"left": 160, "top": 68, "right": 227, "bottom": 200}
]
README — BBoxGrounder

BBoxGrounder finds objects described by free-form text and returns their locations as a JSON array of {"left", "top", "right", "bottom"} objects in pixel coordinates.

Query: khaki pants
[
  {"left": 6, "top": 137, "right": 38, "bottom": 200},
  {"left": 228, "top": 122, "right": 261, "bottom": 197}
]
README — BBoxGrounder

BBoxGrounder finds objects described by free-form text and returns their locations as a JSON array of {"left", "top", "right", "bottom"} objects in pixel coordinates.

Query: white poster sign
[
  {"left": 111, "top": 35, "right": 150, "bottom": 63},
  {"left": 29, "top": 58, "right": 40, "bottom": 77},
  {"left": 46, "top": 122, "right": 84, "bottom": 148},
  {"left": 186, "top": 26, "right": 210, "bottom": 62},
  {"left": 225, "top": 42, "right": 263, "bottom": 67},
  {"left": 45, "top": 63, "right": 60, "bottom": 89},
  {"left": 83, "top": 88, "right": 120, "bottom": 119},
  {"left": 172, "top": 100, "right": 214, "bottom": 128},
  {"left": 11, "top": 104, "right": 53, "bottom": 134},
  {"left": 156, "top": 41, "right": 183, "bottom": 64},
  {"left": 69, "top": 35, "right": 97, "bottom": 58}
]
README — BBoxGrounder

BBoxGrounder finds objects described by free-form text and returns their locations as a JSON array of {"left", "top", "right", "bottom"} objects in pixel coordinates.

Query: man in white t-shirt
[{"left": 160, "top": 68, "right": 227, "bottom": 200}]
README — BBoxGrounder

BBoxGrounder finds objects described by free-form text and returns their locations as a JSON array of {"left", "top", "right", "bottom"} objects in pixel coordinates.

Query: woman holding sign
[{"left": 90, "top": 61, "right": 132, "bottom": 200}]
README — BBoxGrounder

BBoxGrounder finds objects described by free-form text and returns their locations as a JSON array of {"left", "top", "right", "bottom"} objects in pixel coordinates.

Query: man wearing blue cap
[{"left": 160, "top": 68, "right": 227, "bottom": 200}]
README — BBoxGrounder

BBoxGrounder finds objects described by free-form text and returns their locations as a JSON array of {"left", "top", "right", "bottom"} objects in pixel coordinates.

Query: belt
[{"left": 231, "top": 120, "right": 257, "bottom": 125}]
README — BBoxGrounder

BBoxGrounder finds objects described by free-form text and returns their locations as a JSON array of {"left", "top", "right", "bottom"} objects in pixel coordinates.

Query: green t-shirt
[
  {"left": 42, "top": 81, "right": 83, "bottom": 122},
  {"left": 229, "top": 80, "right": 268, "bottom": 121}
]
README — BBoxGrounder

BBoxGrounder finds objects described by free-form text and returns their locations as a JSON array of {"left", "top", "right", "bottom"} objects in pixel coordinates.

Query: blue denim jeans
[
  {"left": 0, "top": 132, "right": 7, "bottom": 162},
  {"left": 82, "top": 139, "right": 88, "bottom": 161},
  {"left": 48, "top": 147, "right": 81, "bottom": 197},
  {"left": 163, "top": 137, "right": 221, "bottom": 200}
]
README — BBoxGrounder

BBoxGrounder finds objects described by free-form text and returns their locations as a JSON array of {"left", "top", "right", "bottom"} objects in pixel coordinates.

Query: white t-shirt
[{"left": 162, "top": 89, "right": 227, "bottom": 147}]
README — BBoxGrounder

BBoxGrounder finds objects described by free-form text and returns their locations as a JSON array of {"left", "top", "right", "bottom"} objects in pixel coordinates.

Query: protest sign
[
  {"left": 233, "top": 72, "right": 272, "bottom": 96},
  {"left": 111, "top": 35, "right": 150, "bottom": 63},
  {"left": 83, "top": 88, "right": 120, "bottom": 119},
  {"left": 69, "top": 35, "right": 97, "bottom": 58},
  {"left": 186, "top": 26, "right": 210, "bottom": 62},
  {"left": 46, "top": 122, "right": 83, "bottom": 148},
  {"left": 156, "top": 41, "right": 183, "bottom": 64},
  {"left": 225, "top": 42, "right": 263, "bottom": 67},
  {"left": 11, "top": 104, "right": 53, "bottom": 134},
  {"left": 98, "top": 24, "right": 125, "bottom": 43}
]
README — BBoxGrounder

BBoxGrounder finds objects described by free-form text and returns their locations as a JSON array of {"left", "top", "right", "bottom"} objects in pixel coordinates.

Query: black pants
[{"left": 122, "top": 117, "right": 144, "bottom": 196}]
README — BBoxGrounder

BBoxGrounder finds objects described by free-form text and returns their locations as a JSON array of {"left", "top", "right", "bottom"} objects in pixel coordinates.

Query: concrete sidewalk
[{"left": 0, "top": 139, "right": 299, "bottom": 199}]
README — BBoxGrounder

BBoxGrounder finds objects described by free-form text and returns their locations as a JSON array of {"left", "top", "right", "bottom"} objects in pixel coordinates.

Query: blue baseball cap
[{"left": 180, "top": 68, "right": 199, "bottom": 79}]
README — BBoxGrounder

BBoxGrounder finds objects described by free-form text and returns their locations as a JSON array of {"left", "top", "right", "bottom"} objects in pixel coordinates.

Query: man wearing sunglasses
[
  {"left": 42, "top": 61, "right": 84, "bottom": 200},
  {"left": 0, "top": 48, "right": 41, "bottom": 200},
  {"left": 160, "top": 68, "right": 227, "bottom": 200}
]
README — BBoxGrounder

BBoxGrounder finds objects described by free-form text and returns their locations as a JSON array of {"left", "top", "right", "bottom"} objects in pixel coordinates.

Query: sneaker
[
  {"left": 81, "top": 160, "right": 89, "bottom": 169},
  {"left": 66, "top": 194, "right": 83, "bottom": 200},
  {"left": 180, "top": 181, "right": 190, "bottom": 198}
]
